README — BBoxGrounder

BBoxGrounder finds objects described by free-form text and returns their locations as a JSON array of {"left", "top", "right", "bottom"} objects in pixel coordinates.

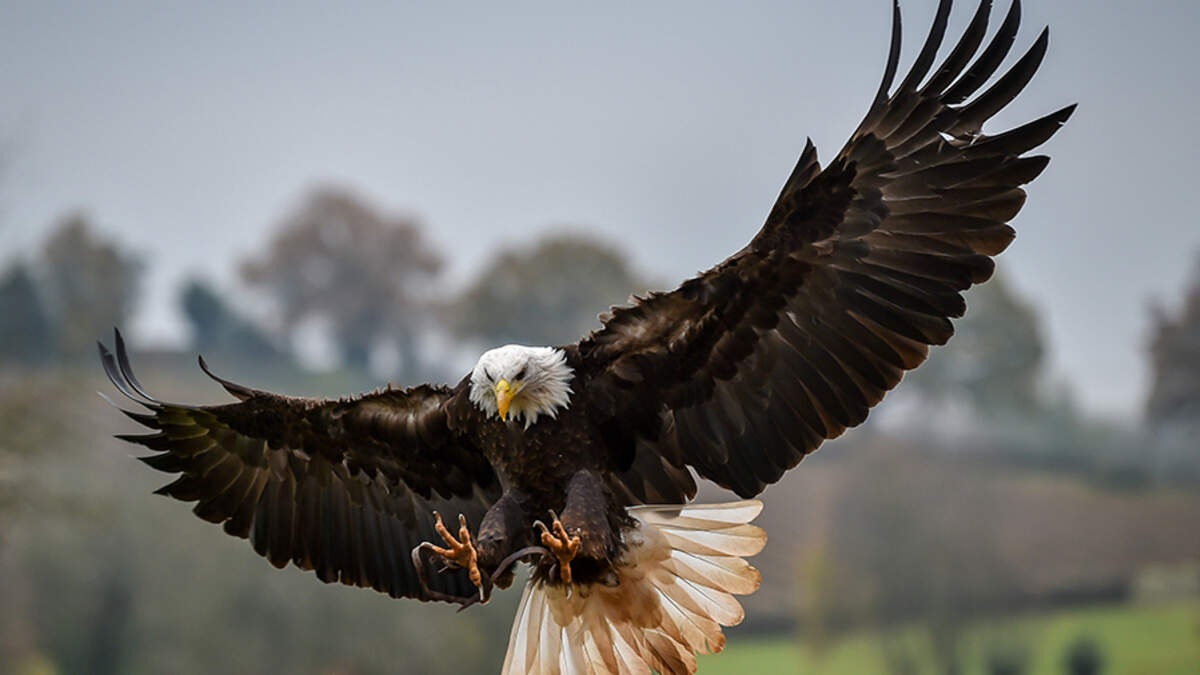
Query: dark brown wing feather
[
  {"left": 100, "top": 330, "right": 498, "bottom": 603},
  {"left": 578, "top": 0, "right": 1073, "bottom": 498}
]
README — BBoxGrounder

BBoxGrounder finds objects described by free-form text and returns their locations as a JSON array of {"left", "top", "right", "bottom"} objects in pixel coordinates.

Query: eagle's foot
[
  {"left": 535, "top": 510, "right": 582, "bottom": 585},
  {"left": 427, "top": 511, "right": 484, "bottom": 593}
]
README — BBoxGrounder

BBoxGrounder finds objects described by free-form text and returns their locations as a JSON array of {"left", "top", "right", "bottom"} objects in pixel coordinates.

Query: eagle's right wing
[
  {"left": 100, "top": 330, "right": 499, "bottom": 604},
  {"left": 578, "top": 0, "right": 1073, "bottom": 499}
]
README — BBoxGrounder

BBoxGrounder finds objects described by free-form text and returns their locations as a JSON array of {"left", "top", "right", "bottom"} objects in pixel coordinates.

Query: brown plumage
[{"left": 100, "top": 1, "right": 1071, "bottom": 672}]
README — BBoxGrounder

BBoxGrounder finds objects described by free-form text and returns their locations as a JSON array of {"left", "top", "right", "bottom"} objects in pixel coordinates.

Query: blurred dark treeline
[{"left": 1, "top": 185, "right": 1198, "bottom": 674}]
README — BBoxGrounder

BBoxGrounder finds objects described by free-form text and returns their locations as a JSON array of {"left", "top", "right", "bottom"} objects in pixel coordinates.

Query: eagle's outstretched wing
[
  {"left": 100, "top": 330, "right": 498, "bottom": 603},
  {"left": 578, "top": 0, "right": 1073, "bottom": 498}
]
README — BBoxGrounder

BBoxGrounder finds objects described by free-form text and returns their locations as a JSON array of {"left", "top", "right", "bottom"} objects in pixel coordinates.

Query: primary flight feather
[{"left": 100, "top": 1, "right": 1072, "bottom": 672}]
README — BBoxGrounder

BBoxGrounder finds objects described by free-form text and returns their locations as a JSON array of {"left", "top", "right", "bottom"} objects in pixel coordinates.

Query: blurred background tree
[
  {"left": 907, "top": 271, "right": 1046, "bottom": 417},
  {"left": 883, "top": 270, "right": 1148, "bottom": 484},
  {"left": 0, "top": 263, "right": 55, "bottom": 366},
  {"left": 180, "top": 277, "right": 282, "bottom": 363},
  {"left": 447, "top": 233, "right": 652, "bottom": 347},
  {"left": 37, "top": 213, "right": 141, "bottom": 362},
  {"left": 1144, "top": 253, "right": 1200, "bottom": 481},
  {"left": 240, "top": 186, "right": 442, "bottom": 379}
]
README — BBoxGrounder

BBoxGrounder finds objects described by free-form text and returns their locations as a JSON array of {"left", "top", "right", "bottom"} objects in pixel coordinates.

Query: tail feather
[
  {"left": 560, "top": 616, "right": 592, "bottom": 675},
  {"left": 632, "top": 501, "right": 763, "bottom": 528},
  {"left": 661, "top": 550, "right": 760, "bottom": 595},
  {"left": 656, "top": 524, "right": 765, "bottom": 557},
  {"left": 503, "top": 582, "right": 539, "bottom": 673},
  {"left": 581, "top": 613, "right": 619, "bottom": 673},
  {"left": 652, "top": 571, "right": 745, "bottom": 627},
  {"left": 501, "top": 500, "right": 766, "bottom": 675},
  {"left": 654, "top": 586, "right": 722, "bottom": 653},
  {"left": 646, "top": 628, "right": 697, "bottom": 674},
  {"left": 608, "top": 621, "right": 650, "bottom": 674}
]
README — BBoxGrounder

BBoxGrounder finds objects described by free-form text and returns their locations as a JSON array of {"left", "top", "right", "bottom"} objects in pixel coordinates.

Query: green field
[{"left": 699, "top": 601, "right": 1200, "bottom": 674}]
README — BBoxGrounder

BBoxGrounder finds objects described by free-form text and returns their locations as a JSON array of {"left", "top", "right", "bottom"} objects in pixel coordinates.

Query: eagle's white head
[{"left": 469, "top": 345, "right": 574, "bottom": 429}]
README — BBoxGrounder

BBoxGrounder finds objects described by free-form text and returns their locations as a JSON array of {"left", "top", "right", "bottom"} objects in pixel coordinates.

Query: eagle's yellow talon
[
  {"left": 537, "top": 511, "right": 582, "bottom": 585},
  {"left": 429, "top": 511, "right": 483, "bottom": 591}
]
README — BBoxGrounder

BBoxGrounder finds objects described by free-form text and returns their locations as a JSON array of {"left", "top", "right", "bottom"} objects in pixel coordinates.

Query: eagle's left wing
[
  {"left": 100, "top": 331, "right": 498, "bottom": 603},
  {"left": 576, "top": 0, "right": 1073, "bottom": 499}
]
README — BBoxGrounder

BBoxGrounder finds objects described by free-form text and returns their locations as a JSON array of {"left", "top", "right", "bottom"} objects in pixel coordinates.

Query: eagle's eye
[{"left": 515, "top": 365, "right": 528, "bottom": 380}]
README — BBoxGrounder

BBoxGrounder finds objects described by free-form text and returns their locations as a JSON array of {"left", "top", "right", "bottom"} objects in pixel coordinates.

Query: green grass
[{"left": 698, "top": 600, "right": 1200, "bottom": 674}]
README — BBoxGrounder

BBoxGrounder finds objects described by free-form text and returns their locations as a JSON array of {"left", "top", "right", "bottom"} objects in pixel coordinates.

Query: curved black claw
[
  {"left": 411, "top": 541, "right": 494, "bottom": 610},
  {"left": 493, "top": 545, "right": 551, "bottom": 582}
]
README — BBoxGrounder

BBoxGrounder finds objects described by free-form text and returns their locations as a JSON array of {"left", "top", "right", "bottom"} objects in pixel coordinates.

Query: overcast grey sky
[{"left": 1, "top": 0, "right": 1197, "bottom": 419}]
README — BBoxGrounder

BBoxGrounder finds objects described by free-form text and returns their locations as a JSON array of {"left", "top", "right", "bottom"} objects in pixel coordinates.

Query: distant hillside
[{"left": 727, "top": 436, "right": 1200, "bottom": 630}]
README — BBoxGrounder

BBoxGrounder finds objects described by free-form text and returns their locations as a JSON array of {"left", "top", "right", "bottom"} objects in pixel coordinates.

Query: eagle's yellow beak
[{"left": 496, "top": 379, "right": 515, "bottom": 421}]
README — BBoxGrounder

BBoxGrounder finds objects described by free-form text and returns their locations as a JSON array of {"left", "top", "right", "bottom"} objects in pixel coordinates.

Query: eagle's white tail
[{"left": 500, "top": 500, "right": 766, "bottom": 675}]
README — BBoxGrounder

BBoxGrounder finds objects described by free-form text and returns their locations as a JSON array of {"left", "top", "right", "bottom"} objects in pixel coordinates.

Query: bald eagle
[{"left": 100, "top": 1, "right": 1072, "bottom": 672}]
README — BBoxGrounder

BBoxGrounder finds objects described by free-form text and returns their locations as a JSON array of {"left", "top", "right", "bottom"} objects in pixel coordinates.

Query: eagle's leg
[
  {"left": 537, "top": 469, "right": 614, "bottom": 585},
  {"left": 475, "top": 489, "right": 532, "bottom": 590},
  {"left": 426, "top": 511, "right": 484, "bottom": 594}
]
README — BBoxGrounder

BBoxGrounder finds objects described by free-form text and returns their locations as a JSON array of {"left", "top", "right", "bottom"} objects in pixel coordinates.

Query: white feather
[{"left": 500, "top": 499, "right": 766, "bottom": 675}]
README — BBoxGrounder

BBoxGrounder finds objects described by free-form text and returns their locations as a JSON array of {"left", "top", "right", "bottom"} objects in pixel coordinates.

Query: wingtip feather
[
  {"left": 198, "top": 354, "right": 256, "bottom": 401},
  {"left": 874, "top": 0, "right": 904, "bottom": 105},
  {"left": 113, "top": 327, "right": 158, "bottom": 402}
]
